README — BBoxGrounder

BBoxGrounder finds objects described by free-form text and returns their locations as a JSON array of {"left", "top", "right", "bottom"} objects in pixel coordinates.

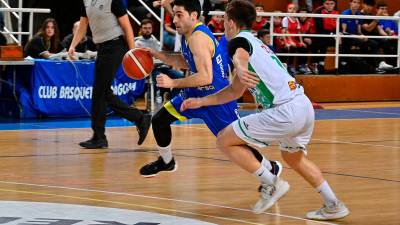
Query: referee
[{"left": 69, "top": 0, "right": 151, "bottom": 149}]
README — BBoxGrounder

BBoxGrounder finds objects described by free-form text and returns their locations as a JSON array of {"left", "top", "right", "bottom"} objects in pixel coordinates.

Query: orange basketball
[{"left": 122, "top": 48, "right": 153, "bottom": 80}]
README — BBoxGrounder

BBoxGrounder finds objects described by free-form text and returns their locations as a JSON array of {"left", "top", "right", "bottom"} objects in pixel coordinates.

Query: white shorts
[{"left": 232, "top": 94, "right": 315, "bottom": 153}]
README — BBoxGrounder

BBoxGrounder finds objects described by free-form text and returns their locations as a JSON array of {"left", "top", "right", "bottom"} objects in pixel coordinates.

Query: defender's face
[
  {"left": 223, "top": 14, "right": 235, "bottom": 41},
  {"left": 173, "top": 5, "right": 197, "bottom": 35}
]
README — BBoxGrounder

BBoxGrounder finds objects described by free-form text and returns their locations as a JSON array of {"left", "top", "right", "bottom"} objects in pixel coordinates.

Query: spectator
[
  {"left": 24, "top": 18, "right": 62, "bottom": 59},
  {"left": 271, "top": 11, "right": 286, "bottom": 57},
  {"left": 207, "top": 10, "right": 224, "bottom": 36},
  {"left": 252, "top": 3, "right": 268, "bottom": 32},
  {"left": 312, "top": 0, "right": 339, "bottom": 73},
  {"left": 340, "top": 0, "right": 369, "bottom": 71},
  {"left": 135, "top": 19, "right": 184, "bottom": 103},
  {"left": 61, "top": 21, "right": 97, "bottom": 53},
  {"left": 361, "top": 0, "right": 394, "bottom": 71},
  {"left": 282, "top": 3, "right": 310, "bottom": 75},
  {"left": 299, "top": 7, "right": 317, "bottom": 74},
  {"left": 375, "top": 2, "right": 397, "bottom": 68}
]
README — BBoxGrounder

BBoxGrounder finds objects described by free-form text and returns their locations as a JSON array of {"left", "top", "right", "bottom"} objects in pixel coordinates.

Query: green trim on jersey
[{"left": 248, "top": 63, "right": 274, "bottom": 108}]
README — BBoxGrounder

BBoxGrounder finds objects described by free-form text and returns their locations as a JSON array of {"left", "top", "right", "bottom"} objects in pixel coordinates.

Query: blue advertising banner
[{"left": 31, "top": 59, "right": 145, "bottom": 117}]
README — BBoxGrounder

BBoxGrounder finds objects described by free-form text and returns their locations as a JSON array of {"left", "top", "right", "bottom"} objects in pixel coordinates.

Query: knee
[
  {"left": 216, "top": 134, "right": 229, "bottom": 153},
  {"left": 282, "top": 151, "right": 303, "bottom": 170}
]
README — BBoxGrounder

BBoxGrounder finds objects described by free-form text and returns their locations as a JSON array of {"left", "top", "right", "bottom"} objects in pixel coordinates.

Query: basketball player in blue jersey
[{"left": 140, "top": 0, "right": 282, "bottom": 179}]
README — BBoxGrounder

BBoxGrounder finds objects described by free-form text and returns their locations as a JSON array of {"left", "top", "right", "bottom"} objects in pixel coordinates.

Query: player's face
[
  {"left": 45, "top": 22, "right": 55, "bottom": 37},
  {"left": 173, "top": 5, "right": 197, "bottom": 35}
]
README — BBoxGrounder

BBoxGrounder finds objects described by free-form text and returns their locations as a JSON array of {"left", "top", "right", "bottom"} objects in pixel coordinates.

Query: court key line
[{"left": 0, "top": 180, "right": 337, "bottom": 225}]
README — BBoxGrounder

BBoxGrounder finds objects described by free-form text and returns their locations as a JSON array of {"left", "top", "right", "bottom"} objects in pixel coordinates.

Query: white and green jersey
[{"left": 235, "top": 31, "right": 304, "bottom": 108}]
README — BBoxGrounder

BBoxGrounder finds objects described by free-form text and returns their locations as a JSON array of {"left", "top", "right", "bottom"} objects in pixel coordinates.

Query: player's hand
[
  {"left": 181, "top": 98, "right": 203, "bottom": 111},
  {"left": 68, "top": 47, "right": 76, "bottom": 60},
  {"left": 156, "top": 74, "right": 175, "bottom": 88},
  {"left": 235, "top": 65, "right": 259, "bottom": 88},
  {"left": 143, "top": 47, "right": 160, "bottom": 58}
]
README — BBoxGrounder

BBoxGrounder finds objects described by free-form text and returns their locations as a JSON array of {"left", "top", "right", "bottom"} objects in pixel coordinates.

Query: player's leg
[
  {"left": 216, "top": 121, "right": 290, "bottom": 214},
  {"left": 280, "top": 95, "right": 349, "bottom": 220},
  {"left": 281, "top": 151, "right": 349, "bottom": 220},
  {"left": 139, "top": 101, "right": 183, "bottom": 177},
  {"left": 201, "top": 104, "right": 283, "bottom": 185}
]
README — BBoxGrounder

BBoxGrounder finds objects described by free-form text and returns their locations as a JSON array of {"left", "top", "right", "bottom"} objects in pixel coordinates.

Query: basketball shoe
[
  {"left": 306, "top": 201, "right": 350, "bottom": 220},
  {"left": 140, "top": 156, "right": 177, "bottom": 177},
  {"left": 252, "top": 178, "right": 290, "bottom": 214}
]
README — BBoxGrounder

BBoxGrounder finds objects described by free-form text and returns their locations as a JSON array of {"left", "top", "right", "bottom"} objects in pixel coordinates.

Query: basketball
[{"left": 122, "top": 48, "right": 154, "bottom": 80}]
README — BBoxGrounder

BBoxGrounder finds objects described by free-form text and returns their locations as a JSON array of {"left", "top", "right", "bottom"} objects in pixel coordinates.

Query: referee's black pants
[{"left": 91, "top": 36, "right": 143, "bottom": 139}]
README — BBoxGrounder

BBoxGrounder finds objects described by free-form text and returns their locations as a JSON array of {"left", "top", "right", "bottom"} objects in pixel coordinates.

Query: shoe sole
[
  {"left": 140, "top": 163, "right": 178, "bottom": 178},
  {"left": 252, "top": 181, "right": 290, "bottom": 214},
  {"left": 79, "top": 144, "right": 108, "bottom": 149},
  {"left": 306, "top": 209, "right": 350, "bottom": 220}
]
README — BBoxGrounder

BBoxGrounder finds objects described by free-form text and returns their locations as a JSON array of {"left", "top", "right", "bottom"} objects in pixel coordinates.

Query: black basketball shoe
[{"left": 140, "top": 156, "right": 177, "bottom": 178}]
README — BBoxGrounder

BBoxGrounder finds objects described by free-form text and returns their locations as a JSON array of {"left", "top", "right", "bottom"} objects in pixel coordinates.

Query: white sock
[
  {"left": 261, "top": 157, "right": 272, "bottom": 171},
  {"left": 158, "top": 144, "right": 172, "bottom": 164},
  {"left": 253, "top": 164, "right": 276, "bottom": 185},
  {"left": 316, "top": 181, "right": 338, "bottom": 204}
]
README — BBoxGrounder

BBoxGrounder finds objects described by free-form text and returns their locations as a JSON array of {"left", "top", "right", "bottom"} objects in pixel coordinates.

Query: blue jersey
[
  {"left": 165, "top": 23, "right": 238, "bottom": 136},
  {"left": 181, "top": 22, "right": 230, "bottom": 98}
]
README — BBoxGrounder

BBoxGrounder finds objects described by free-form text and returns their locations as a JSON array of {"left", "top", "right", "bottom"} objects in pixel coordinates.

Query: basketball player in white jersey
[{"left": 181, "top": 0, "right": 349, "bottom": 220}]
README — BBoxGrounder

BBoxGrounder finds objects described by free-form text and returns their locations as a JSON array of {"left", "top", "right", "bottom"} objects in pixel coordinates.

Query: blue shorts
[{"left": 165, "top": 94, "right": 238, "bottom": 136}]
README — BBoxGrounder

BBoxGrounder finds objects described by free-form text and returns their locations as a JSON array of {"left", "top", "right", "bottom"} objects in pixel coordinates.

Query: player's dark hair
[{"left": 173, "top": 0, "right": 201, "bottom": 19}]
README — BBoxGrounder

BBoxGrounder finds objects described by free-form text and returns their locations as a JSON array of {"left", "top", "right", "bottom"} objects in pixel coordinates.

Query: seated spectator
[
  {"left": 340, "top": 0, "right": 369, "bottom": 72},
  {"left": 361, "top": 0, "right": 394, "bottom": 72},
  {"left": 207, "top": 10, "right": 224, "bottom": 38},
  {"left": 282, "top": 3, "right": 310, "bottom": 75},
  {"left": 299, "top": 7, "right": 317, "bottom": 74},
  {"left": 24, "top": 18, "right": 62, "bottom": 59},
  {"left": 271, "top": 12, "right": 286, "bottom": 56},
  {"left": 135, "top": 19, "right": 183, "bottom": 103},
  {"left": 252, "top": 3, "right": 268, "bottom": 32},
  {"left": 375, "top": 2, "right": 397, "bottom": 68},
  {"left": 312, "top": 0, "right": 339, "bottom": 73},
  {"left": 257, "top": 29, "right": 273, "bottom": 49},
  {"left": 61, "top": 21, "right": 96, "bottom": 53}
]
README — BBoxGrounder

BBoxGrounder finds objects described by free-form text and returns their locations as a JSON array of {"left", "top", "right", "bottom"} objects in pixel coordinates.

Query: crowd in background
[{"left": 21, "top": 0, "right": 399, "bottom": 75}]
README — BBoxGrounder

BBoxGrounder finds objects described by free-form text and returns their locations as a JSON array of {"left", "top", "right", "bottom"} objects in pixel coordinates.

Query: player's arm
[
  {"left": 168, "top": 31, "right": 214, "bottom": 88},
  {"left": 180, "top": 74, "right": 246, "bottom": 111},
  {"left": 150, "top": 49, "right": 188, "bottom": 69}
]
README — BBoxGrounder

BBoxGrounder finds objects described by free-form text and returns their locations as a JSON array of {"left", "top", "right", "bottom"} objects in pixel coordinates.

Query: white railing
[
  {"left": 209, "top": 11, "right": 400, "bottom": 71},
  {"left": 0, "top": 7, "right": 51, "bottom": 45}
]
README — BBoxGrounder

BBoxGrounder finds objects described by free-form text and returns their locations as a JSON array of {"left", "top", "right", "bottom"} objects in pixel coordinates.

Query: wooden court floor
[{"left": 0, "top": 105, "right": 399, "bottom": 225}]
